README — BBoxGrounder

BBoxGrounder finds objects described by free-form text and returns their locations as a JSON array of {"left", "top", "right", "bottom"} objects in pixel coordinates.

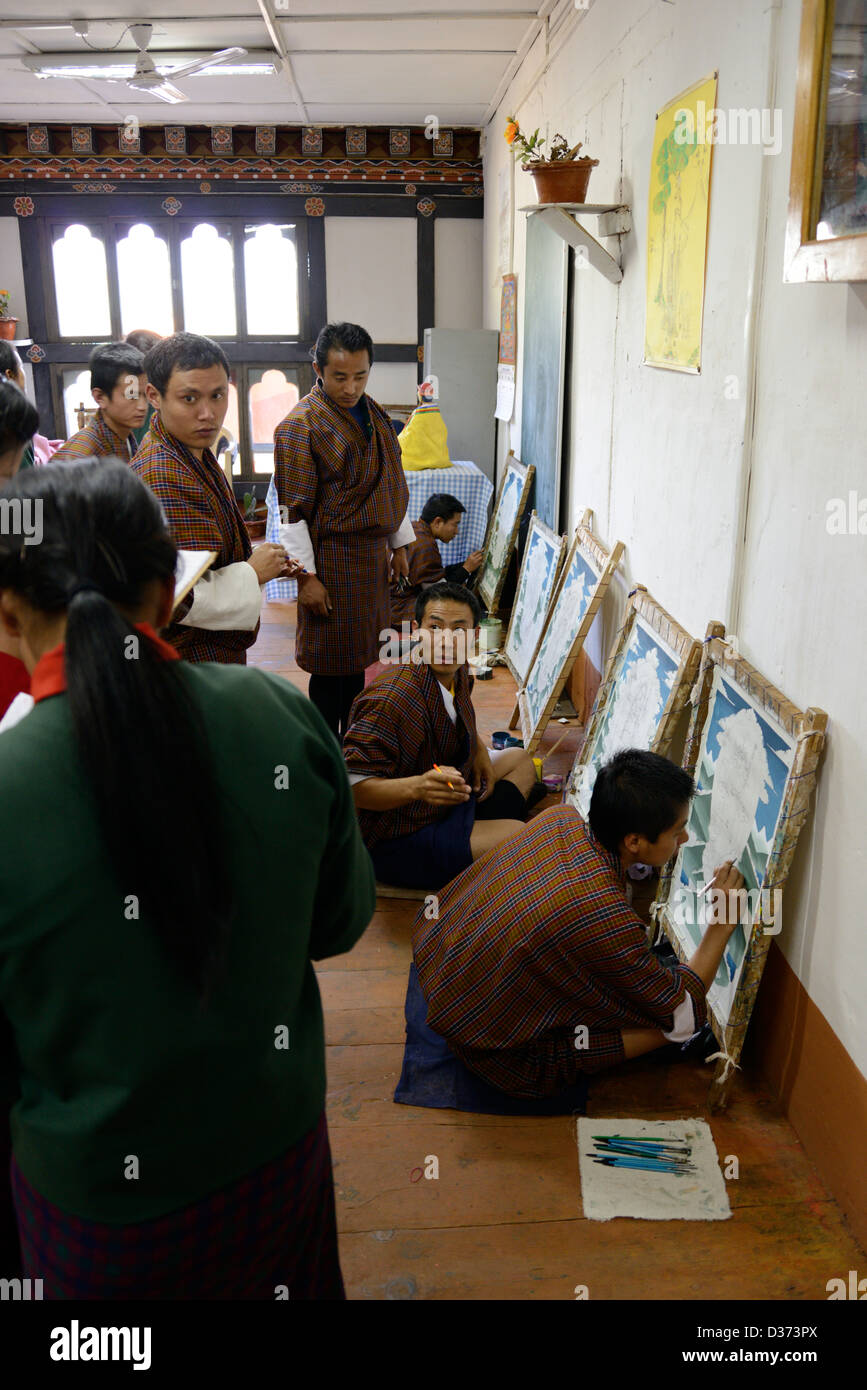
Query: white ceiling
[{"left": 0, "top": 1, "right": 555, "bottom": 127}]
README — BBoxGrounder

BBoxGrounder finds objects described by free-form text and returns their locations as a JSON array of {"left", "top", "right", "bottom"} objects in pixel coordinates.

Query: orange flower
[{"left": 504, "top": 121, "right": 519, "bottom": 145}]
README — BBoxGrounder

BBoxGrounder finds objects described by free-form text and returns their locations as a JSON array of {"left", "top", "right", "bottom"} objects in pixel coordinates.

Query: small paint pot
[{"left": 491, "top": 730, "right": 510, "bottom": 748}]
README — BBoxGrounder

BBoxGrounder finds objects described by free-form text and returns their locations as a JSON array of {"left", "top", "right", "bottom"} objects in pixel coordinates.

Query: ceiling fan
[
  {"left": 122, "top": 24, "right": 245, "bottom": 103},
  {"left": 125, "top": 24, "right": 247, "bottom": 103},
  {"left": 21, "top": 23, "right": 251, "bottom": 105}
]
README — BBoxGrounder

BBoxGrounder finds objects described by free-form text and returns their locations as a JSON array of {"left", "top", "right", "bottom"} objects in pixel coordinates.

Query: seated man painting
[
  {"left": 390, "top": 494, "right": 485, "bottom": 627},
  {"left": 412, "top": 749, "right": 746, "bottom": 1097},
  {"left": 343, "top": 581, "right": 537, "bottom": 889}
]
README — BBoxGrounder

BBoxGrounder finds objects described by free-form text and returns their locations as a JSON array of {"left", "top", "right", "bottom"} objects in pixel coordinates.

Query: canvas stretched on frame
[
  {"left": 503, "top": 512, "right": 567, "bottom": 689},
  {"left": 516, "top": 511, "right": 624, "bottom": 754},
  {"left": 566, "top": 586, "right": 701, "bottom": 820},
  {"left": 476, "top": 453, "right": 534, "bottom": 615},
  {"left": 652, "top": 634, "right": 827, "bottom": 1109}
]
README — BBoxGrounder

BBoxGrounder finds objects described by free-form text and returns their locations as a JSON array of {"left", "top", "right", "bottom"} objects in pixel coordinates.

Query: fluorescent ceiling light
[{"left": 22, "top": 53, "right": 279, "bottom": 79}]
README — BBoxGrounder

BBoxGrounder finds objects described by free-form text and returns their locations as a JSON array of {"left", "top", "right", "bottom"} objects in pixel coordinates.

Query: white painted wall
[
  {"left": 484, "top": 0, "right": 867, "bottom": 1076},
  {"left": 0, "top": 216, "right": 28, "bottom": 336},
  {"left": 325, "top": 212, "right": 483, "bottom": 408},
  {"left": 435, "top": 219, "right": 484, "bottom": 329},
  {"left": 325, "top": 216, "right": 417, "bottom": 342}
]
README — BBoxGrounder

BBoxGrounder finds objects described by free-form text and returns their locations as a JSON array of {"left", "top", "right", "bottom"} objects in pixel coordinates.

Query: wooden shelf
[{"left": 519, "top": 203, "right": 632, "bottom": 284}]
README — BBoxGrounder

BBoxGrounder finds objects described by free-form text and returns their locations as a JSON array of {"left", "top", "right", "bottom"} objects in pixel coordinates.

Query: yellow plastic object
[{"left": 398, "top": 403, "right": 452, "bottom": 471}]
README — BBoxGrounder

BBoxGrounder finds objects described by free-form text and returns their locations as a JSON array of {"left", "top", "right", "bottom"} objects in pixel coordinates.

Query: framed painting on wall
[
  {"left": 644, "top": 72, "right": 718, "bottom": 372},
  {"left": 786, "top": 0, "right": 867, "bottom": 281}
]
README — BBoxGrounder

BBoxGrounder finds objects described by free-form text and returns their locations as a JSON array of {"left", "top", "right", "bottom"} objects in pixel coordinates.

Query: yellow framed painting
[{"left": 645, "top": 72, "right": 718, "bottom": 373}]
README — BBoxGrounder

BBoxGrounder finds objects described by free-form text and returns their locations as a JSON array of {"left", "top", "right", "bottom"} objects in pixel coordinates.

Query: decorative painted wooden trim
[
  {"left": 165, "top": 127, "right": 187, "bottom": 155},
  {"left": 211, "top": 126, "right": 234, "bottom": 156},
  {"left": 70, "top": 126, "right": 94, "bottom": 155},
  {"left": 301, "top": 127, "right": 323, "bottom": 154},
  {"left": 26, "top": 125, "right": 49, "bottom": 154},
  {"left": 390, "top": 128, "right": 411, "bottom": 156},
  {"left": 255, "top": 126, "right": 276, "bottom": 156}
]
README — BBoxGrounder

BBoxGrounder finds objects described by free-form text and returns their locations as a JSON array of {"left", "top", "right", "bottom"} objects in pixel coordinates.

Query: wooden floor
[{"left": 252, "top": 601, "right": 865, "bottom": 1300}]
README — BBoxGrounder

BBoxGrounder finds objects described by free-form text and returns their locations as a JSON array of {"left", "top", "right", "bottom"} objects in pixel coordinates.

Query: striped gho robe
[
  {"left": 51, "top": 410, "right": 137, "bottom": 466},
  {"left": 412, "top": 805, "right": 709, "bottom": 1097},
  {"left": 343, "top": 660, "right": 478, "bottom": 851},
  {"left": 132, "top": 413, "right": 256, "bottom": 664},
  {"left": 273, "top": 382, "right": 410, "bottom": 675}
]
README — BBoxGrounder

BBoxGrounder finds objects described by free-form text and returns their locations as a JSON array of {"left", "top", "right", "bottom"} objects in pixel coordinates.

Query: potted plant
[
  {"left": 504, "top": 119, "right": 599, "bottom": 205},
  {"left": 242, "top": 490, "right": 268, "bottom": 539},
  {"left": 0, "top": 289, "right": 18, "bottom": 342}
]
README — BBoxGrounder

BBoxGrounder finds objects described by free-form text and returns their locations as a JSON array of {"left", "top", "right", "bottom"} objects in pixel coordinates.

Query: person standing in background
[
  {"left": 273, "top": 321, "right": 414, "bottom": 740},
  {"left": 133, "top": 332, "right": 296, "bottom": 664},
  {"left": 124, "top": 329, "right": 162, "bottom": 451}
]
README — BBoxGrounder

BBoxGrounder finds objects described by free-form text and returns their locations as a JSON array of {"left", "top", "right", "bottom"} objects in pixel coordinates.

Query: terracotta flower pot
[
  {"left": 524, "top": 158, "right": 600, "bottom": 205},
  {"left": 0, "top": 318, "right": 18, "bottom": 341}
]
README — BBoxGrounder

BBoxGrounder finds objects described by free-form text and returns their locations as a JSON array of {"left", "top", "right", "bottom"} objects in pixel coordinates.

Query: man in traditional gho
[
  {"left": 343, "top": 581, "right": 537, "bottom": 888},
  {"left": 273, "top": 321, "right": 415, "bottom": 739}
]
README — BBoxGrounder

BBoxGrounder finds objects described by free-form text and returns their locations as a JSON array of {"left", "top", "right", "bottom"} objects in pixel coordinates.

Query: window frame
[{"left": 39, "top": 210, "right": 313, "bottom": 482}]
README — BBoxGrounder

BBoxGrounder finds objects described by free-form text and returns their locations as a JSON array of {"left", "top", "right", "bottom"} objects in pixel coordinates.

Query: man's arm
[{"left": 351, "top": 768, "right": 470, "bottom": 811}]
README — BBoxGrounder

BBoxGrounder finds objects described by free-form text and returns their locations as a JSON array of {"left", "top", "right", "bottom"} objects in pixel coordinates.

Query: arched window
[
  {"left": 248, "top": 368, "right": 301, "bottom": 473},
  {"left": 52, "top": 226, "right": 111, "bottom": 337},
  {"left": 117, "top": 223, "right": 174, "bottom": 336},
  {"left": 61, "top": 368, "right": 96, "bottom": 438},
  {"left": 244, "top": 225, "right": 299, "bottom": 335},
  {"left": 180, "top": 224, "right": 237, "bottom": 336}
]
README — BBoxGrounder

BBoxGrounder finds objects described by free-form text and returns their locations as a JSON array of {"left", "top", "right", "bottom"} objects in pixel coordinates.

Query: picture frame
[
  {"left": 502, "top": 512, "right": 567, "bottom": 689},
  {"left": 786, "top": 0, "right": 867, "bottom": 282},
  {"left": 516, "top": 510, "right": 624, "bottom": 754},
  {"left": 565, "top": 585, "right": 702, "bottom": 821},
  {"left": 651, "top": 632, "right": 827, "bottom": 1109},
  {"left": 476, "top": 452, "right": 534, "bottom": 615}
]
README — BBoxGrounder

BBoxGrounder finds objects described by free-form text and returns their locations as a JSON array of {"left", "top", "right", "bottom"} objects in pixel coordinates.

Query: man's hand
[
  {"left": 471, "top": 745, "right": 495, "bottom": 802},
  {"left": 390, "top": 546, "right": 409, "bottom": 582},
  {"left": 281, "top": 556, "right": 307, "bottom": 579},
  {"left": 247, "top": 543, "right": 290, "bottom": 585},
  {"left": 297, "top": 573, "right": 333, "bottom": 617},
  {"left": 463, "top": 549, "right": 485, "bottom": 575},
  {"left": 413, "top": 766, "right": 471, "bottom": 805},
  {"left": 705, "top": 861, "right": 747, "bottom": 929}
]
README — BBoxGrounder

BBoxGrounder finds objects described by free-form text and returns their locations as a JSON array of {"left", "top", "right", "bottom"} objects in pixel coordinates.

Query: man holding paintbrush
[{"left": 412, "top": 749, "right": 745, "bottom": 1098}]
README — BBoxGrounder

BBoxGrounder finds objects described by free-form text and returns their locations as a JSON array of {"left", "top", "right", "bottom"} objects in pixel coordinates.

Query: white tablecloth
[{"left": 264, "top": 462, "right": 493, "bottom": 603}]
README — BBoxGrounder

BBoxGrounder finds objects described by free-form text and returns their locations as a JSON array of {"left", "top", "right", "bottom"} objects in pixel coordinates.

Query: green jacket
[{"left": 0, "top": 662, "right": 375, "bottom": 1223}]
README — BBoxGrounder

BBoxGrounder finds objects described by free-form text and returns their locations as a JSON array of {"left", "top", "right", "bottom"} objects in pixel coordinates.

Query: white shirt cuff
[
  {"left": 347, "top": 771, "right": 374, "bottom": 786},
  {"left": 180, "top": 561, "right": 262, "bottom": 631},
  {"left": 278, "top": 519, "right": 316, "bottom": 574},
  {"left": 388, "top": 512, "right": 416, "bottom": 550},
  {"left": 662, "top": 993, "right": 698, "bottom": 1044}
]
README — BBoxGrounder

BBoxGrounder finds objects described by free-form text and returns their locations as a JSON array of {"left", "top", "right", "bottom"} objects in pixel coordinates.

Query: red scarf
[{"left": 31, "top": 622, "right": 180, "bottom": 704}]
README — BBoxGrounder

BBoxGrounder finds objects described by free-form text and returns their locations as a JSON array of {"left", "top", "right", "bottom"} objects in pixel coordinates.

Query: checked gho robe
[
  {"left": 342, "top": 660, "right": 478, "bottom": 851},
  {"left": 52, "top": 410, "right": 138, "bottom": 466},
  {"left": 132, "top": 412, "right": 260, "bottom": 664},
  {"left": 412, "top": 805, "right": 709, "bottom": 1097},
  {"left": 273, "top": 381, "right": 412, "bottom": 675}
]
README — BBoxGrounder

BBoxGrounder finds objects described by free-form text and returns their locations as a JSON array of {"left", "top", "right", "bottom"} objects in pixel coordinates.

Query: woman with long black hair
[{"left": 0, "top": 459, "right": 375, "bottom": 1299}]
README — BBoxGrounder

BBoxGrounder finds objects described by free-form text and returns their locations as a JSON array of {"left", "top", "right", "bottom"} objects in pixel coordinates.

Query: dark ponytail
[{"left": 0, "top": 460, "right": 235, "bottom": 1000}]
